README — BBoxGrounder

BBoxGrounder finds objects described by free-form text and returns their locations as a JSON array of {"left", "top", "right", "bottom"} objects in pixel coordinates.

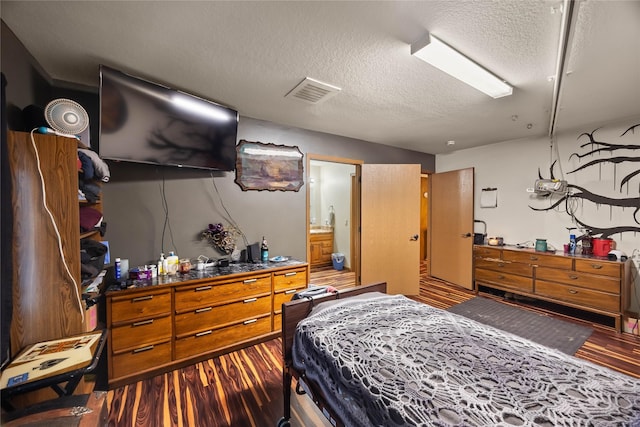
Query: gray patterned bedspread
[{"left": 292, "top": 293, "right": 640, "bottom": 426}]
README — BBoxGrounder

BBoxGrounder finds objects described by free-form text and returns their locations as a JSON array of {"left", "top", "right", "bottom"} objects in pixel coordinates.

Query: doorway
[{"left": 307, "top": 155, "right": 360, "bottom": 276}]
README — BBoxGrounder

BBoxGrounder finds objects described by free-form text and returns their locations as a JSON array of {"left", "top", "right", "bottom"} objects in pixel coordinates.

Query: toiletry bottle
[
  {"left": 158, "top": 253, "right": 166, "bottom": 276},
  {"left": 261, "top": 236, "right": 269, "bottom": 263},
  {"left": 569, "top": 234, "right": 576, "bottom": 255},
  {"left": 167, "top": 251, "right": 179, "bottom": 275},
  {"left": 115, "top": 257, "right": 122, "bottom": 280}
]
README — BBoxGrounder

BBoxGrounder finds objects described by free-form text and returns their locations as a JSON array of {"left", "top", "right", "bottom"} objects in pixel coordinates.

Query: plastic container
[
  {"left": 593, "top": 238, "right": 612, "bottom": 257},
  {"left": 535, "top": 239, "right": 547, "bottom": 252},
  {"left": 569, "top": 234, "right": 577, "bottom": 255},
  {"left": 332, "top": 253, "right": 345, "bottom": 271},
  {"left": 114, "top": 257, "right": 122, "bottom": 280},
  {"left": 166, "top": 251, "right": 179, "bottom": 275}
]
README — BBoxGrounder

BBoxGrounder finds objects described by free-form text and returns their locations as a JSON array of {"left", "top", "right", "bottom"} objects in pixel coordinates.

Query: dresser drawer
[
  {"left": 475, "top": 268, "right": 533, "bottom": 293},
  {"left": 175, "top": 295, "right": 271, "bottom": 336},
  {"left": 535, "top": 280, "right": 619, "bottom": 312},
  {"left": 111, "top": 314, "right": 172, "bottom": 352},
  {"left": 273, "top": 287, "right": 302, "bottom": 313},
  {"left": 110, "top": 290, "right": 171, "bottom": 324},
  {"left": 174, "top": 275, "right": 271, "bottom": 310},
  {"left": 473, "top": 246, "right": 501, "bottom": 259},
  {"left": 474, "top": 258, "right": 533, "bottom": 277},
  {"left": 574, "top": 259, "right": 621, "bottom": 278},
  {"left": 535, "top": 267, "right": 620, "bottom": 294},
  {"left": 174, "top": 315, "right": 272, "bottom": 360},
  {"left": 503, "top": 250, "right": 572, "bottom": 269},
  {"left": 274, "top": 268, "right": 308, "bottom": 292},
  {"left": 273, "top": 313, "right": 283, "bottom": 332},
  {"left": 111, "top": 340, "right": 171, "bottom": 379}
]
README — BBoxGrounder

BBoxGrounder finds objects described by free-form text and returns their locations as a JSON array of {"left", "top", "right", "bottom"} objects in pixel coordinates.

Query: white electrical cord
[{"left": 30, "top": 129, "right": 85, "bottom": 322}]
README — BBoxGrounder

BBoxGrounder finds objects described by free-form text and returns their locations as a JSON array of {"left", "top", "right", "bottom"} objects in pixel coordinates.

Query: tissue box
[{"left": 129, "top": 268, "right": 152, "bottom": 280}]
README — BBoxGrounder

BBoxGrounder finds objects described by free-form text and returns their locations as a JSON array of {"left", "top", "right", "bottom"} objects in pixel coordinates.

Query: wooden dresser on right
[{"left": 473, "top": 245, "right": 632, "bottom": 331}]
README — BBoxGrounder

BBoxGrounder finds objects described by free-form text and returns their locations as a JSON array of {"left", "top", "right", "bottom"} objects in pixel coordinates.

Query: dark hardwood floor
[{"left": 106, "top": 264, "right": 640, "bottom": 426}]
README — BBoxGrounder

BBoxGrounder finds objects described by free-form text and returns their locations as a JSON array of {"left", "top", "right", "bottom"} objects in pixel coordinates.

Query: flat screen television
[{"left": 99, "top": 65, "right": 238, "bottom": 171}]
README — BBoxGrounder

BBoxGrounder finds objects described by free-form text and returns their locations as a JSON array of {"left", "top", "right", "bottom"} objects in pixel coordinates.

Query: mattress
[{"left": 291, "top": 293, "right": 640, "bottom": 427}]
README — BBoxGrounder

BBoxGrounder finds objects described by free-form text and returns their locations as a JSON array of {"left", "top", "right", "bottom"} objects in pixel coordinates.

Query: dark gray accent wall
[{"left": 104, "top": 117, "right": 435, "bottom": 267}]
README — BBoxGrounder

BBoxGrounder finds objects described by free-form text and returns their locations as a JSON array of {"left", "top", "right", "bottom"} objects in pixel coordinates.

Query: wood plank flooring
[{"left": 106, "top": 264, "right": 640, "bottom": 426}]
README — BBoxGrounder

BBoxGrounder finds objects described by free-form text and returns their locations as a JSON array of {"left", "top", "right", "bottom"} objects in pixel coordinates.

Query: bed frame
[{"left": 278, "top": 282, "right": 387, "bottom": 427}]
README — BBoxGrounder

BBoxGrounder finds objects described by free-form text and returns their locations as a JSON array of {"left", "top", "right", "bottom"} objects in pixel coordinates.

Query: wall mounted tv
[{"left": 99, "top": 65, "right": 238, "bottom": 171}]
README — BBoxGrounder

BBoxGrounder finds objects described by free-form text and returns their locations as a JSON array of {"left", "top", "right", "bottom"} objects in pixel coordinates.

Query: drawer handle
[
  {"left": 568, "top": 275, "right": 579, "bottom": 280},
  {"left": 568, "top": 289, "right": 578, "bottom": 294},
  {"left": 133, "top": 345, "right": 154, "bottom": 354},
  {"left": 285, "top": 289, "right": 297, "bottom": 295},
  {"left": 243, "top": 298, "right": 257, "bottom": 303},
  {"left": 196, "top": 330, "right": 213, "bottom": 337},
  {"left": 243, "top": 319, "right": 257, "bottom": 325},
  {"left": 243, "top": 279, "right": 257, "bottom": 284},
  {"left": 497, "top": 275, "right": 505, "bottom": 280},
  {"left": 195, "top": 286, "right": 212, "bottom": 292},
  {"left": 132, "top": 295, "right": 153, "bottom": 302},
  {"left": 591, "top": 264, "right": 603, "bottom": 270},
  {"left": 497, "top": 263, "right": 505, "bottom": 267},
  {"left": 132, "top": 319, "right": 154, "bottom": 327},
  {"left": 285, "top": 272, "right": 297, "bottom": 277},
  {"left": 195, "top": 307, "right": 212, "bottom": 313},
  {"left": 529, "top": 256, "right": 538, "bottom": 261}
]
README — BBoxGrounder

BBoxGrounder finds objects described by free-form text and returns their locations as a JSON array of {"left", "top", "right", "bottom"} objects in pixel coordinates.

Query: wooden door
[
  {"left": 361, "top": 164, "right": 421, "bottom": 295},
  {"left": 430, "top": 168, "right": 474, "bottom": 289}
]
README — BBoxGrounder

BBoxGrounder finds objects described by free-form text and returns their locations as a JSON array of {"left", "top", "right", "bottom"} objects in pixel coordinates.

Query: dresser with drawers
[
  {"left": 473, "top": 245, "right": 630, "bottom": 331},
  {"left": 106, "top": 261, "right": 308, "bottom": 387}
]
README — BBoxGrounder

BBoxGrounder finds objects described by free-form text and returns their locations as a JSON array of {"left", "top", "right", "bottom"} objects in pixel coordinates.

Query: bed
[{"left": 278, "top": 282, "right": 640, "bottom": 427}]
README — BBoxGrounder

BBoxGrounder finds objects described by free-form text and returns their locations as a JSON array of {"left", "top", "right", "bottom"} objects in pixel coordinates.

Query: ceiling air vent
[{"left": 285, "top": 77, "right": 341, "bottom": 104}]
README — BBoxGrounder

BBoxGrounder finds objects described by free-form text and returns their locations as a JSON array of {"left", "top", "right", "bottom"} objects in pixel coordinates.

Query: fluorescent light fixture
[{"left": 411, "top": 33, "right": 513, "bottom": 98}]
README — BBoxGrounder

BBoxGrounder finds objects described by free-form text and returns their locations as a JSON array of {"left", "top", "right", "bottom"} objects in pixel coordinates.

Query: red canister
[{"left": 592, "top": 238, "right": 612, "bottom": 257}]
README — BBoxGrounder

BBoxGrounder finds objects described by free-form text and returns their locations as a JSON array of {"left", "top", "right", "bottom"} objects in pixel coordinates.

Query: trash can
[{"left": 332, "top": 253, "right": 345, "bottom": 271}]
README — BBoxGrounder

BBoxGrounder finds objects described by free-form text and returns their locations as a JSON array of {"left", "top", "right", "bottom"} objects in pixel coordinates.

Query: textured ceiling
[{"left": 2, "top": 1, "right": 639, "bottom": 155}]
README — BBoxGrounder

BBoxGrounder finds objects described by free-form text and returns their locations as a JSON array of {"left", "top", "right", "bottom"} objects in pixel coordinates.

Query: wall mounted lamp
[{"left": 411, "top": 32, "right": 513, "bottom": 99}]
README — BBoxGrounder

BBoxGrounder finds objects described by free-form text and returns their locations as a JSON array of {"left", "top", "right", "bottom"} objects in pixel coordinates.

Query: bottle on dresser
[
  {"left": 261, "top": 237, "right": 269, "bottom": 263},
  {"left": 158, "top": 253, "right": 166, "bottom": 276},
  {"left": 166, "top": 251, "right": 179, "bottom": 275},
  {"left": 569, "top": 234, "right": 577, "bottom": 255}
]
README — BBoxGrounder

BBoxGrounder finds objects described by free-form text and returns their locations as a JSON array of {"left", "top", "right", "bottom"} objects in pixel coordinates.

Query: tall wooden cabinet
[{"left": 7, "top": 130, "right": 85, "bottom": 354}]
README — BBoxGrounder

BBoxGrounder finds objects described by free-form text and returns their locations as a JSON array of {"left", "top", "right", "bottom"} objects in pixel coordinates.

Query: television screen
[{"left": 99, "top": 65, "right": 238, "bottom": 171}]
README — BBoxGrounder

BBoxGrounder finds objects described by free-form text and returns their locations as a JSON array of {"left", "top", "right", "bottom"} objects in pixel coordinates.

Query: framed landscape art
[{"left": 235, "top": 140, "right": 304, "bottom": 191}]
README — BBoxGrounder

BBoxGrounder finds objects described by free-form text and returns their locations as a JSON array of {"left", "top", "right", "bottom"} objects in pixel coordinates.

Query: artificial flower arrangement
[{"left": 201, "top": 223, "right": 240, "bottom": 255}]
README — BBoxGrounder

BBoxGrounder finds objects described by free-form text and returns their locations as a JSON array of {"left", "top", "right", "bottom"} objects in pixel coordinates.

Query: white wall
[
  {"left": 319, "top": 162, "right": 354, "bottom": 267},
  {"left": 437, "top": 116, "right": 640, "bottom": 254},
  {"left": 309, "top": 161, "right": 354, "bottom": 268},
  {"left": 436, "top": 116, "right": 640, "bottom": 314}
]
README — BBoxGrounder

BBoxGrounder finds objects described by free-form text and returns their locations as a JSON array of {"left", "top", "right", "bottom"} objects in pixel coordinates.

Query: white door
[
  {"left": 430, "top": 168, "right": 474, "bottom": 289},
  {"left": 361, "top": 164, "right": 421, "bottom": 295}
]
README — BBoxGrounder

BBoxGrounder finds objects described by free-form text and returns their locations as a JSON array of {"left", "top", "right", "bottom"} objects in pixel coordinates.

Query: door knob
[
  {"left": 461, "top": 232, "right": 472, "bottom": 238},
  {"left": 410, "top": 234, "right": 419, "bottom": 241}
]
